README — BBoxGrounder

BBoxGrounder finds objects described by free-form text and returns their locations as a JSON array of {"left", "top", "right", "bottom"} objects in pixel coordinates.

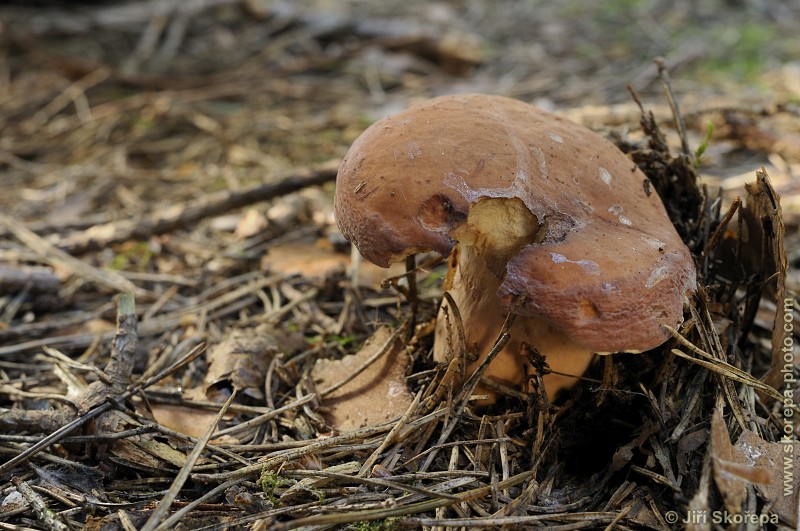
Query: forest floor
[{"left": 0, "top": 1, "right": 798, "bottom": 529}]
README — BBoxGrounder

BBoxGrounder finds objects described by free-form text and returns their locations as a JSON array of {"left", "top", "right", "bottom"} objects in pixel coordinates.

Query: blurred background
[
  {"left": 1, "top": 0, "right": 798, "bottom": 290},
  {"left": 1, "top": 0, "right": 799, "bottom": 282},
  {"left": 2, "top": 0, "right": 798, "bottom": 291}
]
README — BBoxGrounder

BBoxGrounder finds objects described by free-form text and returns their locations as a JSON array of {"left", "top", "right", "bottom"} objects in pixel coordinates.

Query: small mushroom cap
[{"left": 335, "top": 93, "right": 696, "bottom": 352}]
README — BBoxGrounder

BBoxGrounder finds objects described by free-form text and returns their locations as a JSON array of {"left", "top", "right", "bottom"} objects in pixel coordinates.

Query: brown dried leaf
[
  {"left": 262, "top": 238, "right": 406, "bottom": 288},
  {"left": 141, "top": 387, "right": 239, "bottom": 441},
  {"left": 135, "top": 437, "right": 191, "bottom": 468},
  {"left": 205, "top": 324, "right": 305, "bottom": 400},
  {"left": 710, "top": 407, "right": 785, "bottom": 522},
  {"left": 111, "top": 439, "right": 170, "bottom": 471},
  {"left": 610, "top": 421, "right": 660, "bottom": 472},
  {"left": 739, "top": 169, "right": 789, "bottom": 394},
  {"left": 148, "top": 403, "right": 224, "bottom": 440},
  {"left": 677, "top": 429, "right": 708, "bottom": 478},
  {"left": 710, "top": 407, "right": 745, "bottom": 514},
  {"left": 311, "top": 326, "right": 413, "bottom": 431},
  {"left": 734, "top": 429, "right": 799, "bottom": 528},
  {"left": 234, "top": 207, "right": 267, "bottom": 239},
  {"left": 713, "top": 108, "right": 800, "bottom": 162},
  {"left": 713, "top": 456, "right": 772, "bottom": 484},
  {"left": 262, "top": 239, "right": 349, "bottom": 279}
]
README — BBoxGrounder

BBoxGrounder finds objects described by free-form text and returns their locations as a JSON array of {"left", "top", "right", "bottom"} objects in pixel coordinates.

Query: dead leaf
[
  {"left": 135, "top": 437, "right": 191, "bottom": 468},
  {"left": 738, "top": 169, "right": 789, "bottom": 395},
  {"left": 734, "top": 429, "right": 799, "bottom": 528},
  {"left": 677, "top": 429, "right": 708, "bottom": 478},
  {"left": 713, "top": 456, "right": 772, "bottom": 484},
  {"left": 235, "top": 207, "right": 267, "bottom": 239},
  {"left": 714, "top": 109, "right": 800, "bottom": 162},
  {"left": 710, "top": 407, "right": 746, "bottom": 515},
  {"left": 624, "top": 498, "right": 662, "bottom": 529},
  {"left": 148, "top": 403, "right": 223, "bottom": 440},
  {"left": 710, "top": 406, "right": 781, "bottom": 520},
  {"left": 137, "top": 386, "right": 239, "bottom": 441},
  {"left": 311, "top": 326, "right": 413, "bottom": 431},
  {"left": 610, "top": 421, "right": 660, "bottom": 472},
  {"left": 262, "top": 237, "right": 406, "bottom": 288},
  {"left": 262, "top": 239, "right": 349, "bottom": 280},
  {"left": 84, "top": 318, "right": 116, "bottom": 334},
  {"left": 205, "top": 324, "right": 305, "bottom": 400}
]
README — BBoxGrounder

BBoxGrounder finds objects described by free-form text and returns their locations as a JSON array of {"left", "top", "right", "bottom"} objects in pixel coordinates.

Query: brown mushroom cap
[{"left": 335, "top": 93, "right": 696, "bottom": 353}]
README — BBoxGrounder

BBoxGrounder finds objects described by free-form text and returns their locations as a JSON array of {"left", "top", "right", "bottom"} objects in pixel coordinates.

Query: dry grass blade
[
  {"left": 169, "top": 480, "right": 264, "bottom": 520},
  {"left": 418, "top": 311, "right": 515, "bottom": 474},
  {"left": 358, "top": 389, "right": 422, "bottom": 477},
  {"left": 701, "top": 196, "right": 741, "bottom": 258},
  {"left": 441, "top": 291, "right": 469, "bottom": 364},
  {"left": 409, "top": 511, "right": 619, "bottom": 527},
  {"left": 10, "top": 476, "right": 70, "bottom": 531},
  {"left": 1, "top": 292, "right": 135, "bottom": 471},
  {"left": 455, "top": 311, "right": 516, "bottom": 406},
  {"left": 192, "top": 422, "right": 397, "bottom": 482},
  {"left": 271, "top": 469, "right": 535, "bottom": 530},
  {"left": 142, "top": 390, "right": 238, "bottom": 531},
  {"left": 656, "top": 58, "right": 690, "bottom": 156},
  {"left": 25, "top": 67, "right": 110, "bottom": 132},
  {"left": 1, "top": 331, "right": 207, "bottom": 475},
  {"left": 211, "top": 393, "right": 315, "bottom": 439},
  {"left": 420, "top": 356, "right": 460, "bottom": 412},
  {"left": 285, "top": 468, "right": 464, "bottom": 500},
  {"left": 670, "top": 346, "right": 793, "bottom": 409},
  {"left": 40, "top": 345, "right": 112, "bottom": 384},
  {"left": 688, "top": 296, "right": 750, "bottom": 431},
  {"left": 665, "top": 326, "right": 794, "bottom": 409}
]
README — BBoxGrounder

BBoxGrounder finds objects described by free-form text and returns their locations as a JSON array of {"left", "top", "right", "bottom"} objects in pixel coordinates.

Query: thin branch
[
  {"left": 60, "top": 162, "right": 338, "bottom": 255},
  {"left": 655, "top": 58, "right": 690, "bottom": 156},
  {"left": 0, "top": 340, "right": 207, "bottom": 475},
  {"left": 0, "top": 212, "right": 145, "bottom": 297}
]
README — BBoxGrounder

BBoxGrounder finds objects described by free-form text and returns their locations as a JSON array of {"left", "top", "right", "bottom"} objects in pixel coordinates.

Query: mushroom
[{"left": 334, "top": 94, "right": 696, "bottom": 404}]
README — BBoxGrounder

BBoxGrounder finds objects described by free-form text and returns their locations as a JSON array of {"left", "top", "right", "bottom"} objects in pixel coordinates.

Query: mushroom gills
[{"left": 447, "top": 196, "right": 542, "bottom": 279}]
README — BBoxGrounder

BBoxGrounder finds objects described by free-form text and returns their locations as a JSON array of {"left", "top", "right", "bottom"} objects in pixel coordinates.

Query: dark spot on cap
[{"left": 417, "top": 194, "right": 466, "bottom": 229}]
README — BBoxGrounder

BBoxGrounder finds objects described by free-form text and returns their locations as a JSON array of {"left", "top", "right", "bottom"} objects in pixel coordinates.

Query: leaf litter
[{"left": 0, "top": 2, "right": 798, "bottom": 530}]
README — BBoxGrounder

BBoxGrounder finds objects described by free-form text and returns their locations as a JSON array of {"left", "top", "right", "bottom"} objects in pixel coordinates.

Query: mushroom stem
[{"left": 433, "top": 197, "right": 596, "bottom": 405}]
